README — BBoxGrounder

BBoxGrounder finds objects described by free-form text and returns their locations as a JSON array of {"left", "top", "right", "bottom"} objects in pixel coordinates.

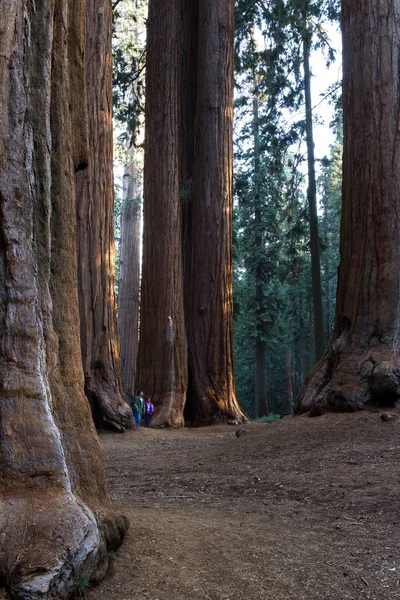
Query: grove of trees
[{"left": 1, "top": 0, "right": 399, "bottom": 595}]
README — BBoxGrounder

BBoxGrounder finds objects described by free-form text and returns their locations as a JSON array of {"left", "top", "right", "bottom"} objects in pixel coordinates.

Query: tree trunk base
[
  {"left": 189, "top": 391, "right": 248, "bottom": 427},
  {"left": 0, "top": 490, "right": 128, "bottom": 599},
  {"left": 150, "top": 393, "right": 186, "bottom": 428},
  {"left": 296, "top": 333, "right": 400, "bottom": 415},
  {"left": 85, "top": 372, "right": 134, "bottom": 432}
]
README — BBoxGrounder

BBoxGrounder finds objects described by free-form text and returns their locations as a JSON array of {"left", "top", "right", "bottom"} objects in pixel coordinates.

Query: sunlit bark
[
  {"left": 0, "top": 1, "right": 127, "bottom": 596},
  {"left": 76, "top": 0, "right": 133, "bottom": 431}
]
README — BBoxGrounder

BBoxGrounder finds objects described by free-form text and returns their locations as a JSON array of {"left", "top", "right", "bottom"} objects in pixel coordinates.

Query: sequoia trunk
[
  {"left": 0, "top": 1, "right": 127, "bottom": 596},
  {"left": 76, "top": 0, "right": 133, "bottom": 431},
  {"left": 185, "top": 0, "right": 246, "bottom": 424},
  {"left": 137, "top": 0, "right": 188, "bottom": 427},
  {"left": 297, "top": 0, "right": 400, "bottom": 414},
  {"left": 118, "top": 147, "right": 141, "bottom": 400}
]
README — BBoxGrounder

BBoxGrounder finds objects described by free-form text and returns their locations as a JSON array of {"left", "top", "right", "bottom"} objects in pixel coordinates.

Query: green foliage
[
  {"left": 253, "top": 414, "right": 281, "bottom": 423},
  {"left": 112, "top": 0, "right": 147, "bottom": 147},
  {"left": 74, "top": 575, "right": 90, "bottom": 598},
  {"left": 233, "top": 0, "right": 341, "bottom": 417}
]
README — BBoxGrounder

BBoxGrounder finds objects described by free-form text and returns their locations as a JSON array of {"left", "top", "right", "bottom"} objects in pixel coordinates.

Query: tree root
[
  {"left": 297, "top": 335, "right": 400, "bottom": 415},
  {"left": 85, "top": 372, "right": 134, "bottom": 432},
  {"left": 0, "top": 490, "right": 128, "bottom": 599}
]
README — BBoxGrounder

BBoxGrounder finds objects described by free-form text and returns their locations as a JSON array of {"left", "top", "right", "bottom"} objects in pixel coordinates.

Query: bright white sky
[{"left": 308, "top": 23, "right": 342, "bottom": 160}]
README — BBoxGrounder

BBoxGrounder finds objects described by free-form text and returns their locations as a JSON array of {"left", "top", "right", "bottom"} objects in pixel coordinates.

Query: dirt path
[{"left": 87, "top": 411, "right": 400, "bottom": 599}]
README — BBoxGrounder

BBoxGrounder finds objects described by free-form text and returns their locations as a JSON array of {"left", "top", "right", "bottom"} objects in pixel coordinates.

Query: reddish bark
[
  {"left": 184, "top": 0, "right": 246, "bottom": 425},
  {"left": 297, "top": 0, "right": 400, "bottom": 415},
  {"left": 0, "top": 1, "right": 127, "bottom": 596},
  {"left": 137, "top": 0, "right": 188, "bottom": 427},
  {"left": 76, "top": 0, "right": 133, "bottom": 431}
]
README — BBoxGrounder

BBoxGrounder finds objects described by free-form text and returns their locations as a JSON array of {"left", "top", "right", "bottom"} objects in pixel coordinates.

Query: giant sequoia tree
[
  {"left": 138, "top": 0, "right": 245, "bottom": 426},
  {"left": 298, "top": 0, "right": 400, "bottom": 414},
  {"left": 183, "top": 0, "right": 245, "bottom": 424},
  {"left": 0, "top": 1, "right": 127, "bottom": 597},
  {"left": 76, "top": 0, "right": 133, "bottom": 431},
  {"left": 137, "top": 0, "right": 188, "bottom": 427}
]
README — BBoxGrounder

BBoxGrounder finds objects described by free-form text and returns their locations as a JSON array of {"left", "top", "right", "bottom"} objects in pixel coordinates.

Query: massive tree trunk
[
  {"left": 297, "top": 0, "right": 400, "bottom": 415},
  {"left": 185, "top": 0, "right": 246, "bottom": 425},
  {"left": 118, "top": 147, "right": 141, "bottom": 400},
  {"left": 76, "top": 0, "right": 133, "bottom": 431},
  {"left": 0, "top": 1, "right": 127, "bottom": 597},
  {"left": 137, "top": 0, "right": 188, "bottom": 427}
]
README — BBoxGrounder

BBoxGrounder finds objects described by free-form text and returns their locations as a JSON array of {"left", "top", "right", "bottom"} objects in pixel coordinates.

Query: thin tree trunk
[
  {"left": 253, "top": 87, "right": 268, "bottom": 419},
  {"left": 76, "top": 0, "right": 133, "bottom": 431},
  {"left": 284, "top": 348, "right": 293, "bottom": 415},
  {"left": 137, "top": 0, "right": 188, "bottom": 427},
  {"left": 322, "top": 191, "right": 332, "bottom": 340},
  {"left": 0, "top": 1, "right": 127, "bottom": 595},
  {"left": 297, "top": 0, "right": 400, "bottom": 414},
  {"left": 118, "top": 146, "right": 141, "bottom": 400},
  {"left": 185, "top": 0, "right": 246, "bottom": 425},
  {"left": 303, "top": 21, "right": 325, "bottom": 361}
]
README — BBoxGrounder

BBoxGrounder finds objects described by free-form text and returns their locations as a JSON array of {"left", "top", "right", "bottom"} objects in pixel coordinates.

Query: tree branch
[{"left": 112, "top": 0, "right": 123, "bottom": 11}]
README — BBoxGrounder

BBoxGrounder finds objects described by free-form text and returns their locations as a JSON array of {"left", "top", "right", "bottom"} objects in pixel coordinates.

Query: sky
[{"left": 308, "top": 23, "right": 342, "bottom": 161}]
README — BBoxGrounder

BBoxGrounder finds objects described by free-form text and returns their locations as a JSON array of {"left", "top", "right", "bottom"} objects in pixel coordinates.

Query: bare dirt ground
[{"left": 86, "top": 410, "right": 400, "bottom": 600}]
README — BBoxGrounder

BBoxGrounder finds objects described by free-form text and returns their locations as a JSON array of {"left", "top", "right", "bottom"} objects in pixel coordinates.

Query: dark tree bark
[
  {"left": 302, "top": 18, "right": 325, "bottom": 362},
  {"left": 297, "top": 0, "right": 400, "bottom": 415},
  {"left": 118, "top": 148, "right": 141, "bottom": 400},
  {"left": 184, "top": 0, "right": 246, "bottom": 425},
  {"left": 76, "top": 0, "right": 133, "bottom": 431},
  {"left": 0, "top": 1, "right": 127, "bottom": 596},
  {"left": 137, "top": 0, "right": 188, "bottom": 427}
]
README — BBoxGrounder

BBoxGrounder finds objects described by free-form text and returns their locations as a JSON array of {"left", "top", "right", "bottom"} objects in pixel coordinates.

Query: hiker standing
[
  {"left": 133, "top": 391, "right": 145, "bottom": 427},
  {"left": 144, "top": 397, "right": 155, "bottom": 428}
]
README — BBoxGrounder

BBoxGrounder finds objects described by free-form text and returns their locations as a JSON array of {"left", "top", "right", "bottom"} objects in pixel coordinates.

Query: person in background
[
  {"left": 133, "top": 391, "right": 145, "bottom": 427},
  {"left": 144, "top": 397, "right": 155, "bottom": 428}
]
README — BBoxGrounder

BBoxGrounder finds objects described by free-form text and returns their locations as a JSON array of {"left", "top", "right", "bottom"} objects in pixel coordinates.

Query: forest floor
[{"left": 85, "top": 410, "right": 400, "bottom": 600}]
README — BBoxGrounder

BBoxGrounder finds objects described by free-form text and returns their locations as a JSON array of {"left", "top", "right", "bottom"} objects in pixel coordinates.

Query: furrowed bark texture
[
  {"left": 118, "top": 148, "right": 141, "bottom": 399},
  {"left": 184, "top": 0, "right": 245, "bottom": 425},
  {"left": 76, "top": 0, "right": 133, "bottom": 431},
  {"left": 0, "top": 2, "right": 127, "bottom": 597},
  {"left": 297, "top": 0, "right": 400, "bottom": 414},
  {"left": 137, "top": 0, "right": 188, "bottom": 427}
]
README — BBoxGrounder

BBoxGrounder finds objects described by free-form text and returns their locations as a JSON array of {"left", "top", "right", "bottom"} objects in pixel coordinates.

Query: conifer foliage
[{"left": 233, "top": 0, "right": 341, "bottom": 417}]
